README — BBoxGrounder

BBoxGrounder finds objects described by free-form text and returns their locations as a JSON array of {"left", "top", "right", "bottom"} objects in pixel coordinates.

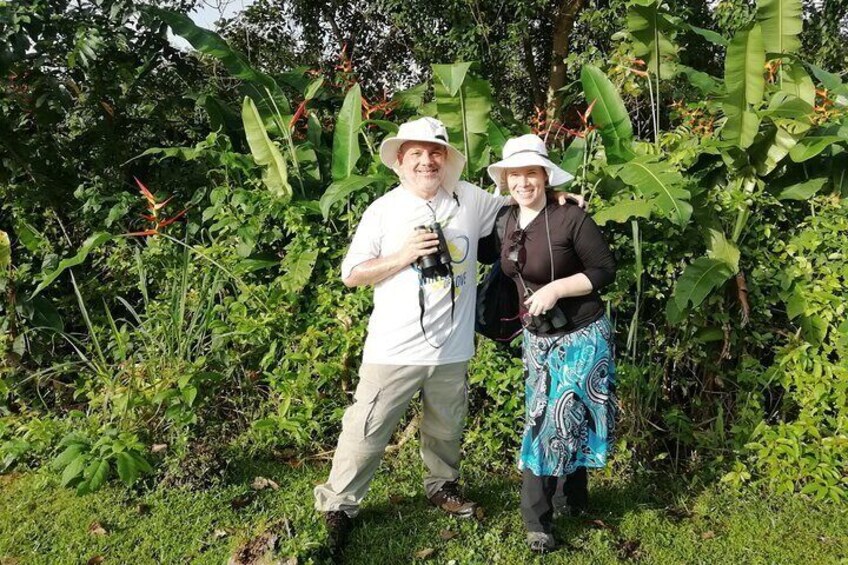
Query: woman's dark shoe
[
  {"left": 324, "top": 510, "right": 353, "bottom": 557},
  {"left": 526, "top": 531, "right": 558, "bottom": 553},
  {"left": 428, "top": 481, "right": 477, "bottom": 518}
]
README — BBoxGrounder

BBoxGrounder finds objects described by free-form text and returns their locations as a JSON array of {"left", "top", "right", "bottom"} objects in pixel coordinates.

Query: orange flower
[{"left": 127, "top": 178, "right": 187, "bottom": 237}]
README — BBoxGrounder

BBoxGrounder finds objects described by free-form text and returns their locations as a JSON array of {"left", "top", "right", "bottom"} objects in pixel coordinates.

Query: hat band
[{"left": 503, "top": 148, "right": 549, "bottom": 160}]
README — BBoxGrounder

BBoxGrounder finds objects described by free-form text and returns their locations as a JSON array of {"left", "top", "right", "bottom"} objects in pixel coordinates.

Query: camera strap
[{"left": 418, "top": 266, "right": 455, "bottom": 349}]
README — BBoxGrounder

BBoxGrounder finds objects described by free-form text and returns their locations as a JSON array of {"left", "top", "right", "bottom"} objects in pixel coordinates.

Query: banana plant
[{"left": 432, "top": 63, "right": 493, "bottom": 178}]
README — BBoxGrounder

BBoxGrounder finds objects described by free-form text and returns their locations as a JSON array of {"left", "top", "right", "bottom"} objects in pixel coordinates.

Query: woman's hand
[
  {"left": 557, "top": 192, "right": 586, "bottom": 209},
  {"left": 524, "top": 283, "right": 561, "bottom": 316}
]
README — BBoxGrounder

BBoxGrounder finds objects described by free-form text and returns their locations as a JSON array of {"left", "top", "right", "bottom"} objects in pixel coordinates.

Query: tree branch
[{"left": 546, "top": 0, "right": 585, "bottom": 120}]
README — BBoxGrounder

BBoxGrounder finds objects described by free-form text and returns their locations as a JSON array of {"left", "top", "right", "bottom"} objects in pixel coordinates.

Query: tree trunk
[
  {"left": 523, "top": 35, "right": 546, "bottom": 110},
  {"left": 546, "top": 0, "right": 585, "bottom": 120}
]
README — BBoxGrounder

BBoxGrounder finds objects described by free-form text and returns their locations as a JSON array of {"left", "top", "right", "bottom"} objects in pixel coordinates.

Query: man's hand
[
  {"left": 524, "top": 283, "right": 561, "bottom": 317},
  {"left": 399, "top": 228, "right": 440, "bottom": 266},
  {"left": 557, "top": 192, "right": 586, "bottom": 210}
]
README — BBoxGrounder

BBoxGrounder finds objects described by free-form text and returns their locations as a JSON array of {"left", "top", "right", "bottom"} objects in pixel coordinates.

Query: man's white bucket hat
[
  {"left": 379, "top": 117, "right": 466, "bottom": 190},
  {"left": 487, "top": 134, "right": 574, "bottom": 190}
]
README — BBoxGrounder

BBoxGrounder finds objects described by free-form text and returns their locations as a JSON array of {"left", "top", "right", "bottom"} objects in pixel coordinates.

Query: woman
[{"left": 487, "top": 134, "right": 617, "bottom": 553}]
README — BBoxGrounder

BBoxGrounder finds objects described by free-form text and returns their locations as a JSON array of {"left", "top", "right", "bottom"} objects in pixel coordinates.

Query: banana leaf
[
  {"left": 722, "top": 24, "right": 765, "bottom": 148},
  {"left": 757, "top": 0, "right": 802, "bottom": 55},
  {"left": 594, "top": 198, "right": 653, "bottom": 226},
  {"left": 789, "top": 136, "right": 845, "bottom": 162},
  {"left": 433, "top": 67, "right": 492, "bottom": 177},
  {"left": 145, "top": 7, "right": 290, "bottom": 115},
  {"left": 612, "top": 156, "right": 692, "bottom": 226},
  {"left": 433, "top": 63, "right": 472, "bottom": 97},
  {"left": 242, "top": 96, "right": 291, "bottom": 201},
  {"left": 777, "top": 177, "right": 829, "bottom": 200},
  {"left": 319, "top": 174, "right": 385, "bottom": 219},
  {"left": 580, "top": 65, "right": 635, "bottom": 164},
  {"left": 672, "top": 256, "right": 736, "bottom": 311},
  {"left": 781, "top": 63, "right": 816, "bottom": 106},
  {"left": 627, "top": 0, "right": 679, "bottom": 80},
  {"left": 331, "top": 83, "right": 363, "bottom": 181}
]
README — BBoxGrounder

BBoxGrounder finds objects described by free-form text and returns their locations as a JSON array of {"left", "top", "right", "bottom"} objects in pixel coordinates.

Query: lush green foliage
[{"left": 1, "top": 0, "right": 847, "bottom": 507}]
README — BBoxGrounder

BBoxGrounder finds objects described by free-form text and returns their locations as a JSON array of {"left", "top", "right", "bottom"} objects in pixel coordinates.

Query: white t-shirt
[{"left": 342, "top": 181, "right": 507, "bottom": 365}]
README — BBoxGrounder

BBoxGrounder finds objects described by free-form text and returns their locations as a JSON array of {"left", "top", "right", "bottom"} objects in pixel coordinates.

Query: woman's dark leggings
[{"left": 520, "top": 467, "right": 588, "bottom": 533}]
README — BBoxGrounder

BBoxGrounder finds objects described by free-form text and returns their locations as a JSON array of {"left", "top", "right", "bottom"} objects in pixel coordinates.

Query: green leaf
[
  {"left": 777, "top": 177, "right": 829, "bottom": 200},
  {"left": 627, "top": 1, "right": 679, "bottom": 80},
  {"left": 280, "top": 246, "right": 319, "bottom": 294},
  {"left": 144, "top": 7, "right": 289, "bottom": 114},
  {"left": 722, "top": 24, "right": 765, "bottom": 148},
  {"left": 676, "top": 65, "right": 723, "bottom": 95},
  {"left": 332, "top": 83, "right": 363, "bottom": 181},
  {"left": 789, "top": 136, "right": 845, "bottom": 162},
  {"left": 131, "top": 453, "right": 153, "bottom": 475},
  {"left": 87, "top": 458, "right": 110, "bottom": 492},
  {"left": 304, "top": 78, "right": 324, "bottom": 101},
  {"left": 0, "top": 230, "right": 9, "bottom": 273},
  {"left": 594, "top": 199, "right": 653, "bottom": 226},
  {"left": 706, "top": 228, "right": 740, "bottom": 271},
  {"left": 52, "top": 444, "right": 84, "bottom": 470},
  {"left": 434, "top": 70, "right": 493, "bottom": 176},
  {"left": 181, "top": 385, "right": 197, "bottom": 406},
  {"left": 757, "top": 0, "right": 802, "bottom": 55},
  {"left": 115, "top": 452, "right": 138, "bottom": 486},
  {"left": 754, "top": 125, "right": 803, "bottom": 176},
  {"left": 319, "top": 174, "right": 383, "bottom": 220},
  {"left": 685, "top": 24, "right": 728, "bottom": 46},
  {"left": 242, "top": 96, "right": 291, "bottom": 201},
  {"left": 805, "top": 62, "right": 848, "bottom": 95},
  {"left": 613, "top": 156, "right": 692, "bottom": 226},
  {"left": 32, "top": 232, "right": 113, "bottom": 297},
  {"left": 580, "top": 65, "right": 635, "bottom": 164},
  {"left": 60, "top": 455, "right": 86, "bottom": 487},
  {"left": 672, "top": 257, "right": 736, "bottom": 310},
  {"left": 392, "top": 82, "right": 427, "bottom": 111},
  {"left": 432, "top": 62, "right": 472, "bottom": 97},
  {"left": 781, "top": 63, "right": 815, "bottom": 106},
  {"left": 487, "top": 120, "right": 511, "bottom": 159},
  {"left": 560, "top": 137, "right": 586, "bottom": 177}
]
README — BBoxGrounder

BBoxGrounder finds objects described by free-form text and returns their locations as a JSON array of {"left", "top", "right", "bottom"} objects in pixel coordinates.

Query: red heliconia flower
[
  {"left": 129, "top": 177, "right": 187, "bottom": 238},
  {"left": 289, "top": 99, "right": 309, "bottom": 129}
]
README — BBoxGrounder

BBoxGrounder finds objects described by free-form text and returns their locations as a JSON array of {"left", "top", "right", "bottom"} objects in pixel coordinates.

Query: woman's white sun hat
[
  {"left": 487, "top": 134, "right": 574, "bottom": 190},
  {"left": 379, "top": 117, "right": 466, "bottom": 190}
]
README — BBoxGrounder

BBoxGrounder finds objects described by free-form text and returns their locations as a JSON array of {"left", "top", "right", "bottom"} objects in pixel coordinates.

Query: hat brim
[
  {"left": 487, "top": 153, "right": 574, "bottom": 190},
  {"left": 379, "top": 136, "right": 466, "bottom": 190}
]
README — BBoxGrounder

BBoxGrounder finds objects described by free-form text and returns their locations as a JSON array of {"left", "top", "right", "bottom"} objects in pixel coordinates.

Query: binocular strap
[{"left": 418, "top": 265, "right": 456, "bottom": 349}]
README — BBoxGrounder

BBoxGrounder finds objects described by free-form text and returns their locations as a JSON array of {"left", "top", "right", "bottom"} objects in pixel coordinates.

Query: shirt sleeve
[
  {"left": 572, "top": 209, "right": 617, "bottom": 291},
  {"left": 341, "top": 203, "right": 382, "bottom": 280},
  {"left": 473, "top": 183, "right": 510, "bottom": 237}
]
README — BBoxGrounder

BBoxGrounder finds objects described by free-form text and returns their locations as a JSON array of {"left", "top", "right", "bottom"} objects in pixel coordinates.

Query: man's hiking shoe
[
  {"left": 428, "top": 482, "right": 477, "bottom": 518},
  {"left": 324, "top": 510, "right": 352, "bottom": 557},
  {"left": 526, "top": 531, "right": 558, "bottom": 554}
]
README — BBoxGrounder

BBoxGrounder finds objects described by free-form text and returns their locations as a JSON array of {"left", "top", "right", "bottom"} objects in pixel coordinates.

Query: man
[{"left": 313, "top": 117, "right": 581, "bottom": 553}]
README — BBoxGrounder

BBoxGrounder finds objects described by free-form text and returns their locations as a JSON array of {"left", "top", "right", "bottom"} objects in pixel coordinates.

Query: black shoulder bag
[{"left": 475, "top": 207, "right": 521, "bottom": 342}]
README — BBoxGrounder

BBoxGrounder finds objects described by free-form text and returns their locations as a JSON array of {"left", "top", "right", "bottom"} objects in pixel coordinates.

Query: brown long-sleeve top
[{"left": 495, "top": 198, "right": 616, "bottom": 336}]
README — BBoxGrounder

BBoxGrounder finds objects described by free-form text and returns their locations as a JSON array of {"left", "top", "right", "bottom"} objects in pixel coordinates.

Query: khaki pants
[{"left": 313, "top": 361, "right": 469, "bottom": 517}]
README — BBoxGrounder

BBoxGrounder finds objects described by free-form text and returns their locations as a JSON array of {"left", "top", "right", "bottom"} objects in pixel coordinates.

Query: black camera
[
  {"left": 526, "top": 303, "right": 570, "bottom": 334},
  {"left": 415, "top": 222, "right": 452, "bottom": 279}
]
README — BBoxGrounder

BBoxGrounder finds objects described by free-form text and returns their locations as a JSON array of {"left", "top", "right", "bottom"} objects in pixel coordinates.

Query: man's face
[{"left": 397, "top": 141, "right": 447, "bottom": 196}]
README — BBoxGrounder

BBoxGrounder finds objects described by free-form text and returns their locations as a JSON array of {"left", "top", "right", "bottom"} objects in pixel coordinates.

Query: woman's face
[{"left": 506, "top": 166, "right": 547, "bottom": 209}]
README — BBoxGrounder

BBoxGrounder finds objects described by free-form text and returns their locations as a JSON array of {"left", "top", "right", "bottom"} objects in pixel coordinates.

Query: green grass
[{"left": 1, "top": 443, "right": 846, "bottom": 564}]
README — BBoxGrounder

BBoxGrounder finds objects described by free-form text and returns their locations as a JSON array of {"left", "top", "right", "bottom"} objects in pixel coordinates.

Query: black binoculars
[
  {"left": 415, "top": 222, "right": 452, "bottom": 279},
  {"left": 525, "top": 304, "right": 570, "bottom": 334}
]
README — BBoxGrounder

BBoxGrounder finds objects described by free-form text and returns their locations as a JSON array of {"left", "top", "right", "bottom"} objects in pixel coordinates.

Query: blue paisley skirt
[{"left": 518, "top": 315, "right": 616, "bottom": 477}]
